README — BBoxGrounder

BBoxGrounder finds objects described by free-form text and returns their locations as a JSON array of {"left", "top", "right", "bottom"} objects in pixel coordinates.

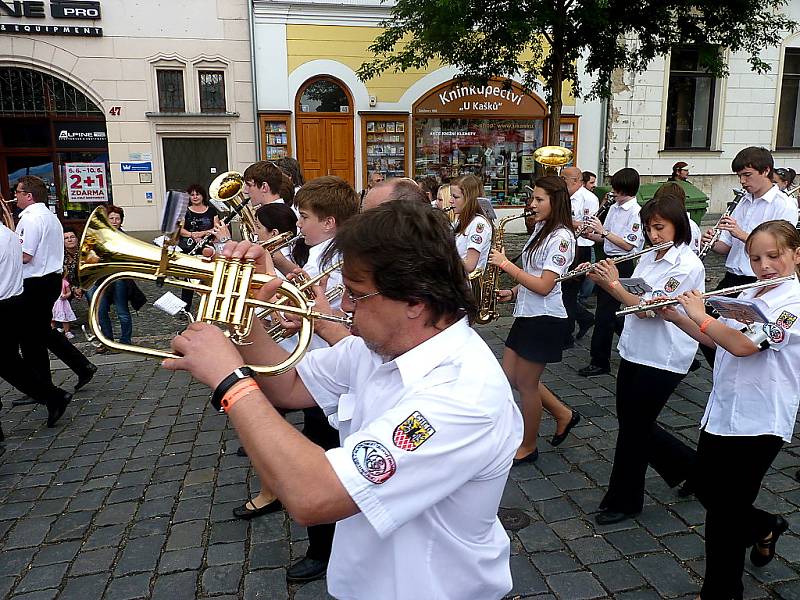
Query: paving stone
[
  {"left": 166, "top": 520, "right": 206, "bottom": 551},
  {"left": 94, "top": 501, "right": 138, "bottom": 527},
  {"left": 589, "top": 559, "right": 646, "bottom": 592},
  {"left": 661, "top": 533, "right": 706, "bottom": 561},
  {"left": 545, "top": 571, "right": 606, "bottom": 599},
  {"left": 31, "top": 541, "right": 81, "bottom": 566},
  {"left": 14, "top": 563, "right": 69, "bottom": 594},
  {"left": 530, "top": 550, "right": 582, "bottom": 575},
  {"left": 507, "top": 554, "right": 548, "bottom": 596},
  {"left": 129, "top": 517, "right": 169, "bottom": 539},
  {"left": 151, "top": 571, "right": 199, "bottom": 600},
  {"left": 242, "top": 568, "right": 288, "bottom": 600},
  {"left": 209, "top": 519, "right": 249, "bottom": 544},
  {"left": 83, "top": 524, "right": 126, "bottom": 550},
  {"left": 0, "top": 547, "right": 36, "bottom": 576},
  {"left": 293, "top": 578, "right": 335, "bottom": 600},
  {"left": 567, "top": 535, "right": 622, "bottom": 564},
  {"left": 519, "top": 478, "right": 561, "bottom": 502},
  {"left": 249, "top": 541, "right": 289, "bottom": 570},
  {"left": 631, "top": 552, "right": 698, "bottom": 596},
  {"left": 59, "top": 573, "right": 109, "bottom": 599},
  {"left": 636, "top": 506, "right": 688, "bottom": 536},
  {"left": 6, "top": 516, "right": 57, "bottom": 548},
  {"left": 158, "top": 548, "right": 205, "bottom": 574},
  {"left": 105, "top": 573, "right": 152, "bottom": 600},
  {"left": 70, "top": 547, "right": 118, "bottom": 576},
  {"left": 517, "top": 522, "right": 564, "bottom": 553},
  {"left": 605, "top": 528, "right": 662, "bottom": 555},
  {"left": 201, "top": 564, "right": 243, "bottom": 595},
  {"left": 115, "top": 534, "right": 165, "bottom": 575},
  {"left": 534, "top": 497, "right": 579, "bottom": 522}
]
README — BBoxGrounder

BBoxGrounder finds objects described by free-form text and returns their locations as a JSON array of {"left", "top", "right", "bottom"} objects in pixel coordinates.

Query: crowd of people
[{"left": 2, "top": 144, "right": 800, "bottom": 599}]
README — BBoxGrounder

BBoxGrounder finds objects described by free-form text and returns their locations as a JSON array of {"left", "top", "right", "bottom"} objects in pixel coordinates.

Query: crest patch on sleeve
[
  {"left": 664, "top": 277, "right": 681, "bottom": 293},
  {"left": 632, "top": 222, "right": 640, "bottom": 231},
  {"left": 763, "top": 322, "right": 785, "bottom": 344},
  {"left": 476, "top": 222, "right": 485, "bottom": 234},
  {"left": 552, "top": 254, "right": 567, "bottom": 267},
  {"left": 470, "top": 234, "right": 483, "bottom": 244},
  {"left": 626, "top": 234, "right": 638, "bottom": 242},
  {"left": 352, "top": 440, "right": 396, "bottom": 484},
  {"left": 777, "top": 310, "right": 797, "bottom": 330},
  {"left": 392, "top": 411, "right": 435, "bottom": 451},
  {"left": 558, "top": 239, "right": 570, "bottom": 253}
]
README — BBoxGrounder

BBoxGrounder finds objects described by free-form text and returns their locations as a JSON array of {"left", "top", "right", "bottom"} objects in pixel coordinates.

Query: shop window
[
  {"left": 665, "top": 46, "right": 718, "bottom": 150},
  {"left": 777, "top": 48, "right": 800, "bottom": 148},
  {"left": 156, "top": 69, "right": 186, "bottom": 113},
  {"left": 199, "top": 71, "right": 226, "bottom": 113},
  {"left": 414, "top": 117, "right": 544, "bottom": 206},
  {"left": 299, "top": 80, "right": 350, "bottom": 113}
]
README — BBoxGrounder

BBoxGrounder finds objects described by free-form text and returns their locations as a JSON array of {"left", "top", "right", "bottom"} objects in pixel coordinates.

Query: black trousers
[
  {"left": 302, "top": 406, "right": 340, "bottom": 561},
  {"left": 696, "top": 431, "right": 783, "bottom": 600},
  {"left": 562, "top": 246, "right": 594, "bottom": 342},
  {"left": 699, "top": 271, "right": 758, "bottom": 367},
  {"left": 589, "top": 260, "right": 634, "bottom": 370},
  {"left": 0, "top": 294, "right": 64, "bottom": 405},
  {"left": 600, "top": 359, "right": 685, "bottom": 514},
  {"left": 19, "top": 272, "right": 93, "bottom": 385}
]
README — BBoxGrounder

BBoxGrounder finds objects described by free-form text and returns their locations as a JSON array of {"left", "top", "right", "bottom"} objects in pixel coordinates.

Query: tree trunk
[{"left": 548, "top": 66, "right": 563, "bottom": 147}]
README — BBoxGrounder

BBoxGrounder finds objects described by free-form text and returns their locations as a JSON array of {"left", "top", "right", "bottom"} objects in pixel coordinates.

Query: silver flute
[{"left": 556, "top": 241, "right": 674, "bottom": 282}]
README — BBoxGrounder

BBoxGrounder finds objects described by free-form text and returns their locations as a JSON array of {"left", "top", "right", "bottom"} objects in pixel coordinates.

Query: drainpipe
[
  {"left": 248, "top": 1, "right": 261, "bottom": 160},
  {"left": 598, "top": 97, "right": 608, "bottom": 186}
]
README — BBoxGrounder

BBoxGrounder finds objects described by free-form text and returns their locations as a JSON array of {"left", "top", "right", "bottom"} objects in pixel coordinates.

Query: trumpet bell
[
  {"left": 210, "top": 170, "right": 244, "bottom": 203},
  {"left": 533, "top": 146, "right": 574, "bottom": 167}
]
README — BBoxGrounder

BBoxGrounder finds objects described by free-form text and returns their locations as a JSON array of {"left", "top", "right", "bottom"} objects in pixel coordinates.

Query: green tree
[{"left": 357, "top": 0, "right": 796, "bottom": 145}]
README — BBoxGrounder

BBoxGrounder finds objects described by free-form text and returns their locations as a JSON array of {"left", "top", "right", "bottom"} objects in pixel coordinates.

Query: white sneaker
[{"left": 65, "top": 331, "right": 75, "bottom": 340}]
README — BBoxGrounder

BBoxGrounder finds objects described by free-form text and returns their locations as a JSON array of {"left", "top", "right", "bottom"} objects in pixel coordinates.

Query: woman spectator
[
  {"left": 96, "top": 205, "right": 132, "bottom": 351},
  {"left": 178, "top": 184, "right": 219, "bottom": 307}
]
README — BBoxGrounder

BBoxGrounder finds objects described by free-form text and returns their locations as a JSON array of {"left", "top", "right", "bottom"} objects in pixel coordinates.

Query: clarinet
[
  {"left": 188, "top": 199, "right": 251, "bottom": 256},
  {"left": 697, "top": 189, "right": 746, "bottom": 260}
]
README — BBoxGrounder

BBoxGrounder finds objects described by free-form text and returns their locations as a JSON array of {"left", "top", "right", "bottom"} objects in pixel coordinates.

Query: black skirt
[{"left": 505, "top": 315, "right": 568, "bottom": 364}]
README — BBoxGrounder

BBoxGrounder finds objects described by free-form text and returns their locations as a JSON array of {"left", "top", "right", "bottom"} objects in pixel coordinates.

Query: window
[
  {"left": 777, "top": 49, "right": 800, "bottom": 148},
  {"left": 665, "top": 46, "right": 717, "bottom": 149},
  {"left": 299, "top": 80, "right": 349, "bottom": 113},
  {"left": 199, "top": 71, "right": 226, "bottom": 113},
  {"left": 156, "top": 69, "right": 185, "bottom": 113}
]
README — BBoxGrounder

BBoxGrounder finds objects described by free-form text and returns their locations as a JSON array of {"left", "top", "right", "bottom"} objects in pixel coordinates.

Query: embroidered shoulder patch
[
  {"left": 777, "top": 310, "right": 797, "bottom": 330},
  {"left": 584, "top": 208, "right": 590, "bottom": 215},
  {"left": 558, "top": 239, "right": 570, "bottom": 253},
  {"left": 664, "top": 277, "right": 681, "bottom": 293},
  {"left": 626, "top": 234, "right": 638, "bottom": 242},
  {"left": 552, "top": 254, "right": 567, "bottom": 267},
  {"left": 476, "top": 222, "right": 485, "bottom": 234},
  {"left": 393, "top": 411, "right": 435, "bottom": 451},
  {"left": 352, "top": 440, "right": 396, "bottom": 484},
  {"left": 632, "top": 222, "right": 640, "bottom": 231},
  {"left": 763, "top": 322, "right": 785, "bottom": 344},
  {"left": 470, "top": 234, "right": 483, "bottom": 244}
]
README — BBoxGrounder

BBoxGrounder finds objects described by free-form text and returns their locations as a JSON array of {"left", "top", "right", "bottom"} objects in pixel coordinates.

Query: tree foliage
[{"left": 357, "top": 0, "right": 797, "bottom": 144}]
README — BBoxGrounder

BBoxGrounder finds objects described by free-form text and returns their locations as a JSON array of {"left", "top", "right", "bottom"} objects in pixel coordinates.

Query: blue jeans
[{"left": 97, "top": 280, "right": 132, "bottom": 344}]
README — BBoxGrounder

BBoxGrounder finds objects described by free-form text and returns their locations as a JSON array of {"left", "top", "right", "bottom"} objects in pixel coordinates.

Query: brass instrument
[
  {"left": 471, "top": 208, "right": 533, "bottom": 325},
  {"left": 697, "top": 188, "right": 746, "bottom": 260},
  {"left": 204, "top": 170, "right": 260, "bottom": 247},
  {"left": 79, "top": 207, "right": 351, "bottom": 374},
  {"left": 616, "top": 275, "right": 796, "bottom": 317},
  {"left": 574, "top": 192, "right": 614, "bottom": 239},
  {"left": 256, "top": 261, "right": 343, "bottom": 321},
  {"left": 258, "top": 231, "right": 302, "bottom": 254},
  {"left": 268, "top": 284, "right": 346, "bottom": 342},
  {"left": 785, "top": 183, "right": 800, "bottom": 198},
  {"left": 0, "top": 193, "right": 13, "bottom": 229},
  {"left": 555, "top": 241, "right": 674, "bottom": 282},
  {"left": 533, "top": 146, "right": 574, "bottom": 174}
]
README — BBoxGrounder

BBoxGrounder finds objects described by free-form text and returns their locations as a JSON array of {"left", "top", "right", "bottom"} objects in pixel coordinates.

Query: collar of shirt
[
  {"left": 654, "top": 243, "right": 682, "bottom": 266},
  {"left": 19, "top": 202, "right": 49, "bottom": 217},
  {"left": 391, "top": 317, "right": 471, "bottom": 388},
  {"left": 747, "top": 184, "right": 780, "bottom": 204},
  {"left": 615, "top": 197, "right": 637, "bottom": 211},
  {"left": 740, "top": 274, "right": 800, "bottom": 310}
]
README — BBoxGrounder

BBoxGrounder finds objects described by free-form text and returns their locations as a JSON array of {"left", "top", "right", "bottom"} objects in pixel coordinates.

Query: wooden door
[{"left": 295, "top": 116, "right": 354, "bottom": 186}]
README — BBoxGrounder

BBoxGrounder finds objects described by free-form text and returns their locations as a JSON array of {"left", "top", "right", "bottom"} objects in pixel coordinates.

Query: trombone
[
  {"left": 79, "top": 206, "right": 350, "bottom": 375},
  {"left": 615, "top": 276, "right": 796, "bottom": 317},
  {"left": 556, "top": 241, "right": 673, "bottom": 282}
]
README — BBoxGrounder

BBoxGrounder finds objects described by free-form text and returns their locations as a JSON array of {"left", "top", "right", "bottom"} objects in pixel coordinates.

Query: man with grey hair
[{"left": 362, "top": 177, "right": 429, "bottom": 211}]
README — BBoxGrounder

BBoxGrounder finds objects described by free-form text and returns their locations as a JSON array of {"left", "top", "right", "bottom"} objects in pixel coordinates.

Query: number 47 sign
[{"left": 65, "top": 163, "right": 108, "bottom": 203}]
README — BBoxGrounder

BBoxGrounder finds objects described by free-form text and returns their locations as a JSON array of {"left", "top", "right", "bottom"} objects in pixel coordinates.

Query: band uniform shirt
[
  {"left": 701, "top": 275, "right": 800, "bottom": 442},
  {"left": 16, "top": 202, "right": 64, "bottom": 279},
  {"left": 296, "top": 318, "right": 523, "bottom": 600},
  {"left": 603, "top": 197, "right": 644, "bottom": 256},
  {"left": 618, "top": 243, "right": 705, "bottom": 374},
  {"left": 719, "top": 185, "right": 797, "bottom": 276},
  {"left": 688, "top": 213, "right": 702, "bottom": 255},
  {"left": 513, "top": 223, "right": 575, "bottom": 319},
  {"left": 454, "top": 215, "right": 492, "bottom": 271},
  {"left": 572, "top": 186, "right": 600, "bottom": 248},
  {"left": 0, "top": 225, "right": 24, "bottom": 301}
]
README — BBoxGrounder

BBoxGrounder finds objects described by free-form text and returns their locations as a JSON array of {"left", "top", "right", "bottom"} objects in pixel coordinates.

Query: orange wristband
[
  {"left": 699, "top": 316, "right": 715, "bottom": 334},
  {"left": 609, "top": 280, "right": 619, "bottom": 288},
  {"left": 221, "top": 379, "right": 259, "bottom": 413},
  {"left": 499, "top": 260, "right": 509, "bottom": 271}
]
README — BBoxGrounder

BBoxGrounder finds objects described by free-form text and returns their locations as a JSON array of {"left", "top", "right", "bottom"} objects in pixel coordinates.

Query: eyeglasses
[
  {"left": 345, "top": 288, "right": 381, "bottom": 305},
  {"left": 15, "top": 188, "right": 29, "bottom": 194}
]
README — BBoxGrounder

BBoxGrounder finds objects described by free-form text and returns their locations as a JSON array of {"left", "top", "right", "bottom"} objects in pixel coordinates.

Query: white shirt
[
  {"left": 688, "top": 213, "right": 702, "bottom": 255},
  {"left": 513, "top": 223, "right": 575, "bottom": 318},
  {"left": 296, "top": 318, "right": 522, "bottom": 600},
  {"left": 720, "top": 185, "right": 797, "bottom": 276},
  {"left": 571, "top": 186, "right": 599, "bottom": 248},
  {"left": 618, "top": 243, "right": 705, "bottom": 373},
  {"left": 603, "top": 197, "right": 644, "bottom": 256},
  {"left": 16, "top": 202, "right": 64, "bottom": 279},
  {"left": 0, "top": 225, "right": 24, "bottom": 301},
  {"left": 454, "top": 215, "right": 492, "bottom": 271},
  {"left": 701, "top": 276, "right": 800, "bottom": 442}
]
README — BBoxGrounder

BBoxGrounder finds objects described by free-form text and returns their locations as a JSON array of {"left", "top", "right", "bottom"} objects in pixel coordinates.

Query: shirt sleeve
[
  {"left": 17, "top": 215, "right": 42, "bottom": 258},
  {"left": 623, "top": 210, "right": 645, "bottom": 251},
  {"left": 541, "top": 231, "right": 575, "bottom": 275},
  {"left": 764, "top": 304, "right": 800, "bottom": 352},
  {"left": 464, "top": 217, "right": 491, "bottom": 256},
  {"left": 583, "top": 190, "right": 599, "bottom": 216},
  {"left": 296, "top": 336, "right": 361, "bottom": 416},
  {"left": 325, "top": 393, "right": 502, "bottom": 538}
]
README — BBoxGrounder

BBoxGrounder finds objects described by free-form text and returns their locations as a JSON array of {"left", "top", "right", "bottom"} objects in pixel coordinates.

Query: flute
[
  {"left": 616, "top": 275, "right": 796, "bottom": 317},
  {"left": 556, "top": 241, "right": 674, "bottom": 282}
]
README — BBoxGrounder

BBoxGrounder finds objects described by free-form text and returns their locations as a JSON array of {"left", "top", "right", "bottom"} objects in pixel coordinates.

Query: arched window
[
  {"left": 298, "top": 79, "right": 350, "bottom": 114},
  {"left": 0, "top": 67, "right": 102, "bottom": 116}
]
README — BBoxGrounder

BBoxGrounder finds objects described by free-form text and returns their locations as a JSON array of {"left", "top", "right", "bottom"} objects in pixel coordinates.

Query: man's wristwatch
[
  {"left": 211, "top": 366, "right": 255, "bottom": 411},
  {"left": 601, "top": 230, "right": 609, "bottom": 238}
]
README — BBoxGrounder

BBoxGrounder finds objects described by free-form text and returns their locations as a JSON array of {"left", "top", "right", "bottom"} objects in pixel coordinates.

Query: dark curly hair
[{"left": 332, "top": 199, "right": 477, "bottom": 325}]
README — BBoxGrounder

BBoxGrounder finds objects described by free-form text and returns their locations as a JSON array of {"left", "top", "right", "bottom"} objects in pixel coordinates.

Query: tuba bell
[
  {"left": 79, "top": 207, "right": 350, "bottom": 375},
  {"left": 209, "top": 170, "right": 260, "bottom": 243},
  {"left": 533, "top": 145, "right": 574, "bottom": 175}
]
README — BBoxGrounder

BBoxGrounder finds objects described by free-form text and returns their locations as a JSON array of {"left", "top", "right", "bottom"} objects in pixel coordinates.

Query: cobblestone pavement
[{"left": 2, "top": 217, "right": 800, "bottom": 599}]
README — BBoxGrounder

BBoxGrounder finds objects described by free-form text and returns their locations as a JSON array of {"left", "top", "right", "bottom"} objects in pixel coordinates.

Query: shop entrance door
[
  {"left": 162, "top": 138, "right": 228, "bottom": 194},
  {"left": 295, "top": 117, "right": 354, "bottom": 185},
  {"left": 5, "top": 155, "right": 57, "bottom": 217}
]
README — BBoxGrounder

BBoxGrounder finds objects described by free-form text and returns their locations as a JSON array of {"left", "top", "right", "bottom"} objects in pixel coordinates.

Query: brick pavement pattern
[{"left": 2, "top": 223, "right": 800, "bottom": 599}]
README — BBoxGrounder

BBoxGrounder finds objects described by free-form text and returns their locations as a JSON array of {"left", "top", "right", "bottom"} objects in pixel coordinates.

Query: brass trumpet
[
  {"left": 0, "top": 193, "right": 14, "bottom": 229},
  {"left": 555, "top": 241, "right": 674, "bottom": 282},
  {"left": 268, "top": 284, "right": 346, "bottom": 342},
  {"left": 208, "top": 170, "right": 260, "bottom": 243},
  {"left": 79, "top": 207, "right": 351, "bottom": 375}
]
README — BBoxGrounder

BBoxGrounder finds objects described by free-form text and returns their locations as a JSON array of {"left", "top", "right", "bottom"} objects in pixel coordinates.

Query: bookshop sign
[{"left": 414, "top": 78, "right": 547, "bottom": 118}]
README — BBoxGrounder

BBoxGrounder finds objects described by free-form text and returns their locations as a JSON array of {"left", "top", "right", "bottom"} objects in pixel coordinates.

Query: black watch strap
[{"left": 211, "top": 366, "right": 255, "bottom": 411}]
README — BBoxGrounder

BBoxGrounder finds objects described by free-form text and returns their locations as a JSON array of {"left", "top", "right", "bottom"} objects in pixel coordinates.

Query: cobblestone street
[{"left": 2, "top": 222, "right": 800, "bottom": 599}]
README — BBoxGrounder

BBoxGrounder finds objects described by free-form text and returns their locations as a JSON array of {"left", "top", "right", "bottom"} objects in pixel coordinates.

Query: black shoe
[
  {"left": 750, "top": 516, "right": 789, "bottom": 567},
  {"left": 578, "top": 364, "right": 610, "bottom": 377},
  {"left": 550, "top": 411, "right": 581, "bottom": 447},
  {"left": 46, "top": 392, "right": 72, "bottom": 428},
  {"left": 235, "top": 446, "right": 248, "bottom": 458},
  {"left": 595, "top": 509, "right": 638, "bottom": 525},
  {"left": 286, "top": 556, "right": 328, "bottom": 583},
  {"left": 232, "top": 498, "right": 283, "bottom": 520},
  {"left": 512, "top": 448, "right": 539, "bottom": 466},
  {"left": 576, "top": 318, "right": 595, "bottom": 340},
  {"left": 74, "top": 363, "right": 98, "bottom": 391}
]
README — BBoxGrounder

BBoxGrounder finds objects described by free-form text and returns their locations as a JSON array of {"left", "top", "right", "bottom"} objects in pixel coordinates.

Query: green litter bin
[{"left": 593, "top": 180, "right": 708, "bottom": 225}]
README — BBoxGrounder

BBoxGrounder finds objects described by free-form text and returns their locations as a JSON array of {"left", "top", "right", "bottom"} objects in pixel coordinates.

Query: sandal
[
  {"left": 232, "top": 498, "right": 283, "bottom": 520},
  {"left": 750, "top": 515, "right": 789, "bottom": 567}
]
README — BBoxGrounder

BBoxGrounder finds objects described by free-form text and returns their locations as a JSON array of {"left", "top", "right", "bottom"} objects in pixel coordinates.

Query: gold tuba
[
  {"left": 209, "top": 170, "right": 260, "bottom": 243},
  {"left": 533, "top": 145, "right": 574, "bottom": 175},
  {"left": 471, "top": 208, "right": 533, "bottom": 325},
  {"left": 79, "top": 207, "right": 350, "bottom": 374}
]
